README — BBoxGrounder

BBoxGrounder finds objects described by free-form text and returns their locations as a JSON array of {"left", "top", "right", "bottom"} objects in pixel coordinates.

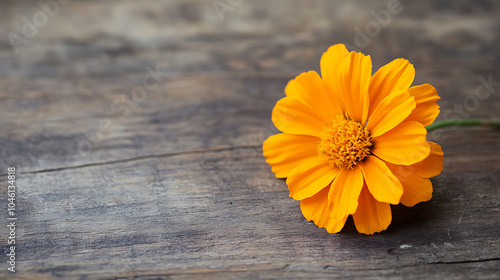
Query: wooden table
[{"left": 1, "top": 0, "right": 499, "bottom": 279}]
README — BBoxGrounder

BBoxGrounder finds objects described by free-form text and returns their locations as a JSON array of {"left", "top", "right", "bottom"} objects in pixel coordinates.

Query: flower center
[{"left": 318, "top": 114, "right": 372, "bottom": 169}]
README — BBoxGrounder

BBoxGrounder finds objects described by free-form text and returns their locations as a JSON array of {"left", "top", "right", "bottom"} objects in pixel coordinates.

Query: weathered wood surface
[{"left": 0, "top": 0, "right": 499, "bottom": 279}]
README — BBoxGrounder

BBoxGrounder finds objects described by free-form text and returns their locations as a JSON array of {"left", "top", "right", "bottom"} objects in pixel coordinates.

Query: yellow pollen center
[{"left": 318, "top": 114, "right": 372, "bottom": 169}]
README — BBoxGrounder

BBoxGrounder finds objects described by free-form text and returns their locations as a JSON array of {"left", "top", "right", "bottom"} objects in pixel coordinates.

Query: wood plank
[
  {"left": 0, "top": 0, "right": 499, "bottom": 279},
  {"left": 1, "top": 1, "right": 499, "bottom": 172},
  {"left": 1, "top": 128, "right": 500, "bottom": 279}
]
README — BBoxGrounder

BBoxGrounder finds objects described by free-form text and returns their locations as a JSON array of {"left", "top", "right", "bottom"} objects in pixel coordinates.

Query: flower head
[{"left": 263, "top": 44, "right": 444, "bottom": 235}]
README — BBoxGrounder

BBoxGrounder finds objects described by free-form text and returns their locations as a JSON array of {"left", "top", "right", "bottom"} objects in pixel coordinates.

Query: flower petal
[
  {"left": 263, "top": 133, "right": 321, "bottom": 178},
  {"left": 300, "top": 187, "right": 348, "bottom": 233},
  {"left": 366, "top": 90, "right": 416, "bottom": 138},
  {"left": 359, "top": 155, "right": 403, "bottom": 204},
  {"left": 352, "top": 185, "right": 392, "bottom": 235},
  {"left": 386, "top": 163, "right": 433, "bottom": 207},
  {"left": 368, "top": 58, "right": 415, "bottom": 117},
  {"left": 285, "top": 71, "right": 343, "bottom": 122},
  {"left": 372, "top": 121, "right": 430, "bottom": 165},
  {"left": 409, "top": 141, "right": 444, "bottom": 178},
  {"left": 328, "top": 166, "right": 364, "bottom": 220},
  {"left": 338, "top": 51, "right": 372, "bottom": 124},
  {"left": 272, "top": 96, "right": 327, "bottom": 137},
  {"left": 287, "top": 158, "right": 340, "bottom": 200},
  {"left": 405, "top": 84, "right": 440, "bottom": 126},
  {"left": 320, "top": 44, "right": 350, "bottom": 112}
]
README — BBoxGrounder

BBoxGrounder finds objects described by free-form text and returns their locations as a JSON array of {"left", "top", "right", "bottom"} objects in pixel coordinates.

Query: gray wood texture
[{"left": 0, "top": 0, "right": 499, "bottom": 279}]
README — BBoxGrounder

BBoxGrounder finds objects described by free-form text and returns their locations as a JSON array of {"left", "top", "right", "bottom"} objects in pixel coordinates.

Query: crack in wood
[
  {"left": 425, "top": 258, "right": 500, "bottom": 265},
  {"left": 10, "top": 145, "right": 262, "bottom": 175},
  {"left": 109, "top": 259, "right": 500, "bottom": 278}
]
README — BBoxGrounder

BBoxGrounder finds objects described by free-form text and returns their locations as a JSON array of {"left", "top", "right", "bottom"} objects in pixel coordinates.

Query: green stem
[{"left": 426, "top": 119, "right": 500, "bottom": 132}]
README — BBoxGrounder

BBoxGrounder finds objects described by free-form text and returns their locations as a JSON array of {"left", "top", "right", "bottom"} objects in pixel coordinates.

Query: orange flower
[{"left": 263, "top": 44, "right": 444, "bottom": 235}]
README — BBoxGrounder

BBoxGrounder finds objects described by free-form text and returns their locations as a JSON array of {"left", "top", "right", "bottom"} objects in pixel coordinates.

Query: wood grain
[{"left": 0, "top": 0, "right": 499, "bottom": 279}]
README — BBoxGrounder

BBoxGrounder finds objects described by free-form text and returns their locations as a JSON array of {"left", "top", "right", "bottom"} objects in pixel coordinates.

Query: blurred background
[{"left": 1, "top": 0, "right": 499, "bottom": 170}]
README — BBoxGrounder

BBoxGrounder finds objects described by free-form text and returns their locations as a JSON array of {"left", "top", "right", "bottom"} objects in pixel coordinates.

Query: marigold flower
[{"left": 263, "top": 44, "right": 444, "bottom": 235}]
